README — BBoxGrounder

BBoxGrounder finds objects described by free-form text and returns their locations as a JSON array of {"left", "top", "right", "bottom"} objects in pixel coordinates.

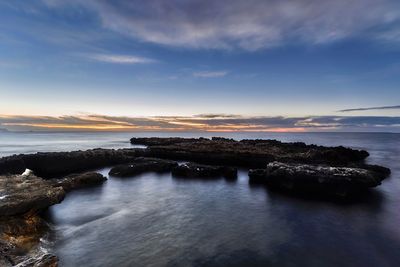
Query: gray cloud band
[
  {"left": 1, "top": 114, "right": 399, "bottom": 131},
  {"left": 43, "top": 0, "right": 400, "bottom": 50},
  {"left": 338, "top": 105, "right": 400, "bottom": 112}
]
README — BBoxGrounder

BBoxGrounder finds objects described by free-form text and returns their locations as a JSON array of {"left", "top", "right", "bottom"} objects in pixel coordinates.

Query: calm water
[{"left": 1, "top": 132, "right": 400, "bottom": 266}]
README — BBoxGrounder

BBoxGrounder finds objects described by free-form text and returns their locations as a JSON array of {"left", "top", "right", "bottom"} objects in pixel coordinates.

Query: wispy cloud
[
  {"left": 43, "top": 0, "right": 400, "bottom": 50},
  {"left": 193, "top": 71, "right": 228, "bottom": 78},
  {"left": 338, "top": 105, "right": 400, "bottom": 112},
  {"left": 86, "top": 54, "right": 156, "bottom": 64},
  {"left": 1, "top": 114, "right": 399, "bottom": 132}
]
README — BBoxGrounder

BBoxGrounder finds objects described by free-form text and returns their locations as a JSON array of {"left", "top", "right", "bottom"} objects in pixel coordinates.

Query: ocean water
[{"left": 1, "top": 132, "right": 400, "bottom": 266}]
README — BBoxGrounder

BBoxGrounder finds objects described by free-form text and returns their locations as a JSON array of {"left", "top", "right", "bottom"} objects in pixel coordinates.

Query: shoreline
[{"left": 0, "top": 137, "right": 391, "bottom": 266}]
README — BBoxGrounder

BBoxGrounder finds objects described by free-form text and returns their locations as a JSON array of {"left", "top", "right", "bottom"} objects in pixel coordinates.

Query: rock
[
  {"left": 249, "top": 161, "right": 389, "bottom": 198},
  {"left": 0, "top": 214, "right": 57, "bottom": 267},
  {"left": 0, "top": 148, "right": 140, "bottom": 177},
  {"left": 0, "top": 171, "right": 107, "bottom": 266},
  {"left": 0, "top": 157, "right": 26, "bottom": 176},
  {"left": 14, "top": 253, "right": 58, "bottom": 267},
  {"left": 50, "top": 172, "right": 107, "bottom": 192},
  {"left": 0, "top": 138, "right": 376, "bottom": 178},
  {"left": 109, "top": 157, "right": 178, "bottom": 177},
  {"left": 172, "top": 163, "right": 237, "bottom": 180},
  {"left": 0, "top": 171, "right": 107, "bottom": 267},
  {"left": 130, "top": 137, "right": 207, "bottom": 146},
  {"left": 0, "top": 174, "right": 65, "bottom": 217},
  {"left": 130, "top": 137, "right": 370, "bottom": 168}
]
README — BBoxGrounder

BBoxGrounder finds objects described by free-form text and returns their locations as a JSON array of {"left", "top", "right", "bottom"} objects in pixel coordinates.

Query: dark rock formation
[
  {"left": 249, "top": 161, "right": 390, "bottom": 198},
  {"left": 172, "top": 163, "right": 237, "bottom": 180},
  {"left": 0, "top": 171, "right": 106, "bottom": 266},
  {"left": 0, "top": 214, "right": 57, "bottom": 267},
  {"left": 0, "top": 173, "right": 65, "bottom": 217},
  {"left": 109, "top": 157, "right": 178, "bottom": 177},
  {"left": 50, "top": 172, "right": 107, "bottom": 192},
  {"left": 0, "top": 157, "right": 26, "bottom": 177},
  {"left": 131, "top": 137, "right": 369, "bottom": 168},
  {"left": 0, "top": 148, "right": 140, "bottom": 177},
  {"left": 130, "top": 137, "right": 208, "bottom": 146},
  {"left": 0, "top": 137, "right": 373, "bottom": 179}
]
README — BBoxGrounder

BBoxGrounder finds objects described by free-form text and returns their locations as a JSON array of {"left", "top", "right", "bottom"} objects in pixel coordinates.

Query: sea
[{"left": 1, "top": 131, "right": 399, "bottom": 267}]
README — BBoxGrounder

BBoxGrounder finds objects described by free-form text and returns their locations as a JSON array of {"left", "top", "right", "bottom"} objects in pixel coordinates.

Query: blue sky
[{"left": 0, "top": 0, "right": 399, "bottom": 131}]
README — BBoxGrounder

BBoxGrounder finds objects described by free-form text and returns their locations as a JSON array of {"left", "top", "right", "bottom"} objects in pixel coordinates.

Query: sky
[{"left": 0, "top": 0, "right": 399, "bottom": 132}]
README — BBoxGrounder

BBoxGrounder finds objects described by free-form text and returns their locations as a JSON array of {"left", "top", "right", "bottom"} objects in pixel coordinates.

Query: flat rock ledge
[
  {"left": 109, "top": 157, "right": 178, "bottom": 177},
  {"left": 249, "top": 162, "right": 390, "bottom": 198},
  {"left": 0, "top": 171, "right": 106, "bottom": 266},
  {"left": 0, "top": 148, "right": 139, "bottom": 177},
  {"left": 131, "top": 137, "right": 370, "bottom": 167},
  {"left": 172, "top": 163, "right": 237, "bottom": 180}
]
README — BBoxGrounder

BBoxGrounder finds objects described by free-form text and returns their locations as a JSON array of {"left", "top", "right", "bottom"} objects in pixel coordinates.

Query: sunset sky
[{"left": 0, "top": 0, "right": 400, "bottom": 132}]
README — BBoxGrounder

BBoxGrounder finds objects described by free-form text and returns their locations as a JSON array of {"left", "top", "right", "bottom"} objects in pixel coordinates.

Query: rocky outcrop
[
  {"left": 0, "top": 173, "right": 65, "bottom": 217},
  {"left": 172, "top": 163, "right": 237, "bottom": 180},
  {"left": 50, "top": 172, "right": 107, "bottom": 192},
  {"left": 0, "top": 137, "right": 373, "bottom": 179},
  {"left": 0, "top": 171, "right": 106, "bottom": 266},
  {"left": 109, "top": 157, "right": 178, "bottom": 177},
  {"left": 131, "top": 137, "right": 369, "bottom": 168},
  {"left": 0, "top": 214, "right": 57, "bottom": 267},
  {"left": 248, "top": 161, "right": 390, "bottom": 198},
  {"left": 0, "top": 148, "right": 140, "bottom": 177}
]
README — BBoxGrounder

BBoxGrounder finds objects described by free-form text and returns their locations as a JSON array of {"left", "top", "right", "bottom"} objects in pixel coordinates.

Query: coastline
[{"left": 0, "top": 136, "right": 392, "bottom": 266}]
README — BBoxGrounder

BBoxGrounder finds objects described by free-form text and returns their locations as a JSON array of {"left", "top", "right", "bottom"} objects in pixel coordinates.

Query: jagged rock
[
  {"left": 130, "top": 137, "right": 369, "bottom": 168},
  {"left": 0, "top": 214, "right": 57, "bottom": 267},
  {"left": 109, "top": 157, "right": 178, "bottom": 177},
  {"left": 248, "top": 161, "right": 389, "bottom": 198},
  {"left": 0, "top": 171, "right": 108, "bottom": 266},
  {"left": 50, "top": 172, "right": 107, "bottom": 192},
  {"left": 172, "top": 163, "right": 237, "bottom": 180},
  {"left": 14, "top": 253, "right": 58, "bottom": 267},
  {"left": 0, "top": 174, "right": 65, "bottom": 217}
]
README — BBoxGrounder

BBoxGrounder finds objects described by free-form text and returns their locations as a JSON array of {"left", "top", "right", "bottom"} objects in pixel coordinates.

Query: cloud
[
  {"left": 86, "top": 54, "right": 156, "bottom": 64},
  {"left": 43, "top": 0, "right": 400, "bottom": 50},
  {"left": 193, "top": 71, "right": 228, "bottom": 78},
  {"left": 193, "top": 114, "right": 239, "bottom": 118},
  {"left": 1, "top": 114, "right": 399, "bottom": 132},
  {"left": 338, "top": 105, "right": 400, "bottom": 112}
]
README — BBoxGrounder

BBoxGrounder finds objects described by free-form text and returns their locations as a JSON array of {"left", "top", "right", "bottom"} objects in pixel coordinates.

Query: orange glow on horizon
[{"left": 3, "top": 122, "right": 307, "bottom": 132}]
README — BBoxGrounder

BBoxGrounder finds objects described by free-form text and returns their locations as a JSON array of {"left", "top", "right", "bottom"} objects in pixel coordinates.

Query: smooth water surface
[{"left": 1, "top": 132, "right": 400, "bottom": 266}]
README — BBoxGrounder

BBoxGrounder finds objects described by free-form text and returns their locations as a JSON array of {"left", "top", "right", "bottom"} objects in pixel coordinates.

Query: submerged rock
[
  {"left": 109, "top": 157, "right": 178, "bottom": 177},
  {"left": 249, "top": 161, "right": 390, "bottom": 198},
  {"left": 172, "top": 162, "right": 237, "bottom": 180}
]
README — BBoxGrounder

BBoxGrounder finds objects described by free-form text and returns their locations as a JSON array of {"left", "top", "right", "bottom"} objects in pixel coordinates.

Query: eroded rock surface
[
  {"left": 249, "top": 161, "right": 390, "bottom": 198},
  {"left": 0, "top": 214, "right": 57, "bottom": 267},
  {"left": 0, "top": 171, "right": 106, "bottom": 266},
  {"left": 109, "top": 157, "right": 178, "bottom": 177},
  {"left": 172, "top": 163, "right": 237, "bottom": 180},
  {"left": 0, "top": 174, "right": 65, "bottom": 217}
]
